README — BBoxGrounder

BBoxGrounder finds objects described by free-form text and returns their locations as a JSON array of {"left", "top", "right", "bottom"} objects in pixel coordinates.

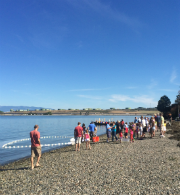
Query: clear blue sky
[{"left": 0, "top": 0, "right": 180, "bottom": 109}]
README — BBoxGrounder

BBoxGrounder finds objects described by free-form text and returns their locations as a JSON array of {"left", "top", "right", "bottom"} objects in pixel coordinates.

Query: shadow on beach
[{"left": 0, "top": 167, "right": 29, "bottom": 171}]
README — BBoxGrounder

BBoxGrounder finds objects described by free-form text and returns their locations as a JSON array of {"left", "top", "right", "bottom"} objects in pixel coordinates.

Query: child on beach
[
  {"left": 124, "top": 126, "right": 128, "bottom": 138},
  {"left": 150, "top": 116, "right": 155, "bottom": 138},
  {"left": 119, "top": 129, "right": 123, "bottom": 143},
  {"left": 162, "top": 120, "right": 166, "bottom": 137},
  {"left": 84, "top": 129, "right": 91, "bottom": 150},
  {"left": 136, "top": 123, "right": 139, "bottom": 139},
  {"left": 124, "top": 122, "right": 128, "bottom": 132},
  {"left": 139, "top": 123, "right": 143, "bottom": 138},
  {"left": 82, "top": 123, "right": 86, "bottom": 142},
  {"left": 133, "top": 123, "right": 136, "bottom": 140},
  {"left": 148, "top": 124, "right": 151, "bottom": 136},
  {"left": 130, "top": 127, "right": 134, "bottom": 143},
  {"left": 132, "top": 124, "right": 136, "bottom": 140}
]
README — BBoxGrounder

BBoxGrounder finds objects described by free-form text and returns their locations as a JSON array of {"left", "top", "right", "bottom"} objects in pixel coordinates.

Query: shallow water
[{"left": 0, "top": 115, "right": 145, "bottom": 165}]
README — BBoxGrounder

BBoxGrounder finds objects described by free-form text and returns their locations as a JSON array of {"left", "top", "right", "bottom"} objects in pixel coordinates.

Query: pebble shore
[{"left": 1, "top": 129, "right": 180, "bottom": 195}]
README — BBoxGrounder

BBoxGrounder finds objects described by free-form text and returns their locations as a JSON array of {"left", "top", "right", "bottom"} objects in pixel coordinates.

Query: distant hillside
[{"left": 0, "top": 106, "right": 53, "bottom": 112}]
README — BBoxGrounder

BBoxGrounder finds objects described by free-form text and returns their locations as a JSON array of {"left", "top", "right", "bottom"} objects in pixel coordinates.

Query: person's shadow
[{"left": 0, "top": 167, "right": 29, "bottom": 171}]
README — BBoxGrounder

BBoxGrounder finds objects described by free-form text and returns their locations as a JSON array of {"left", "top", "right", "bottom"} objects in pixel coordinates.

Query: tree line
[{"left": 157, "top": 89, "right": 180, "bottom": 118}]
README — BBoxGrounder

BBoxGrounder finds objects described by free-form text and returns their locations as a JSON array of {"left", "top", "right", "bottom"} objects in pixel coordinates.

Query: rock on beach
[{"left": 1, "top": 127, "right": 180, "bottom": 194}]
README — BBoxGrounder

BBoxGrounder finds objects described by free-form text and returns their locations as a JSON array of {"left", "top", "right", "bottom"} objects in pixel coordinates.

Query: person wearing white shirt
[{"left": 139, "top": 116, "right": 147, "bottom": 137}]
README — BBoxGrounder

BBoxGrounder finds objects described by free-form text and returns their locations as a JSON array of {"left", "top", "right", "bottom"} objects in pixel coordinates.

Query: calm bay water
[{"left": 0, "top": 115, "right": 145, "bottom": 165}]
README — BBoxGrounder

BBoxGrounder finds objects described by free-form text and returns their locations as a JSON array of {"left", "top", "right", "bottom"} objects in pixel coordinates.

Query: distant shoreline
[
  {"left": 1, "top": 109, "right": 157, "bottom": 116},
  {"left": 1, "top": 113, "right": 153, "bottom": 116}
]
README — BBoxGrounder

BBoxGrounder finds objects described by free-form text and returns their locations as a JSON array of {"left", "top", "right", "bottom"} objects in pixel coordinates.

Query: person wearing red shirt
[
  {"left": 120, "top": 119, "right": 124, "bottom": 132},
  {"left": 124, "top": 127, "right": 128, "bottom": 139},
  {"left": 74, "top": 122, "right": 83, "bottom": 151},
  {"left": 30, "top": 125, "right": 41, "bottom": 169}
]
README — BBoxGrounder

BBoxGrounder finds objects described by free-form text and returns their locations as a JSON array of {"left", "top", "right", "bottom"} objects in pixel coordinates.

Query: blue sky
[{"left": 0, "top": 0, "right": 180, "bottom": 109}]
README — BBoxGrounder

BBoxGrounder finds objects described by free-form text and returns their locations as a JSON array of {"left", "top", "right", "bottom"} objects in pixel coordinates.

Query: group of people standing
[
  {"left": 29, "top": 113, "right": 166, "bottom": 169},
  {"left": 106, "top": 113, "right": 166, "bottom": 143},
  {"left": 74, "top": 121, "right": 97, "bottom": 151},
  {"left": 29, "top": 122, "right": 97, "bottom": 169}
]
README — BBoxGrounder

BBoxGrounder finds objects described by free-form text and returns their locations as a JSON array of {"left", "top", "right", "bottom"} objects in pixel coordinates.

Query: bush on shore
[{"left": 43, "top": 112, "right": 52, "bottom": 115}]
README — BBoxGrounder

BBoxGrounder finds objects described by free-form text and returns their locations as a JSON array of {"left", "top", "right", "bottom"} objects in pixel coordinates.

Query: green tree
[
  {"left": 175, "top": 90, "right": 180, "bottom": 116},
  {"left": 175, "top": 90, "right": 180, "bottom": 104},
  {"left": 157, "top": 95, "right": 171, "bottom": 113}
]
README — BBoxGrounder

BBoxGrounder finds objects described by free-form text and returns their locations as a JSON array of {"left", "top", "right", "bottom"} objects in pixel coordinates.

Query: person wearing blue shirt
[
  {"left": 134, "top": 117, "right": 138, "bottom": 123},
  {"left": 111, "top": 122, "right": 118, "bottom": 142},
  {"left": 88, "top": 122, "right": 97, "bottom": 140},
  {"left": 106, "top": 123, "right": 112, "bottom": 142}
]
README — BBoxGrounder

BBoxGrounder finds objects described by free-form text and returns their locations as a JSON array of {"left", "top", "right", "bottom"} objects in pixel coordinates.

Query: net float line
[
  {"left": 2, "top": 136, "right": 74, "bottom": 148},
  {"left": 2, "top": 141, "right": 73, "bottom": 149}
]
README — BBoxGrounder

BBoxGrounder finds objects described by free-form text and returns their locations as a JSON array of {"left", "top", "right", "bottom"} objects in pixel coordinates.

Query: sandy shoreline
[{"left": 1, "top": 129, "right": 180, "bottom": 194}]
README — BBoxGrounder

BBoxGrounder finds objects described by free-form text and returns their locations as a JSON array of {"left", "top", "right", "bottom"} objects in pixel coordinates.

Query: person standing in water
[{"left": 30, "top": 125, "right": 41, "bottom": 170}]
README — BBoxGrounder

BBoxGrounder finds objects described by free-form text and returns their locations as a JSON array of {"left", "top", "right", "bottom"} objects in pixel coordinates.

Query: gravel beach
[{"left": 1, "top": 127, "right": 180, "bottom": 195}]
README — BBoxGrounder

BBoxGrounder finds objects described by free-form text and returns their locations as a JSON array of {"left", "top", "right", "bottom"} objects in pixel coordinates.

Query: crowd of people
[
  {"left": 74, "top": 113, "right": 167, "bottom": 151},
  {"left": 28, "top": 113, "right": 166, "bottom": 169},
  {"left": 74, "top": 122, "right": 97, "bottom": 151},
  {"left": 106, "top": 113, "right": 166, "bottom": 143}
]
